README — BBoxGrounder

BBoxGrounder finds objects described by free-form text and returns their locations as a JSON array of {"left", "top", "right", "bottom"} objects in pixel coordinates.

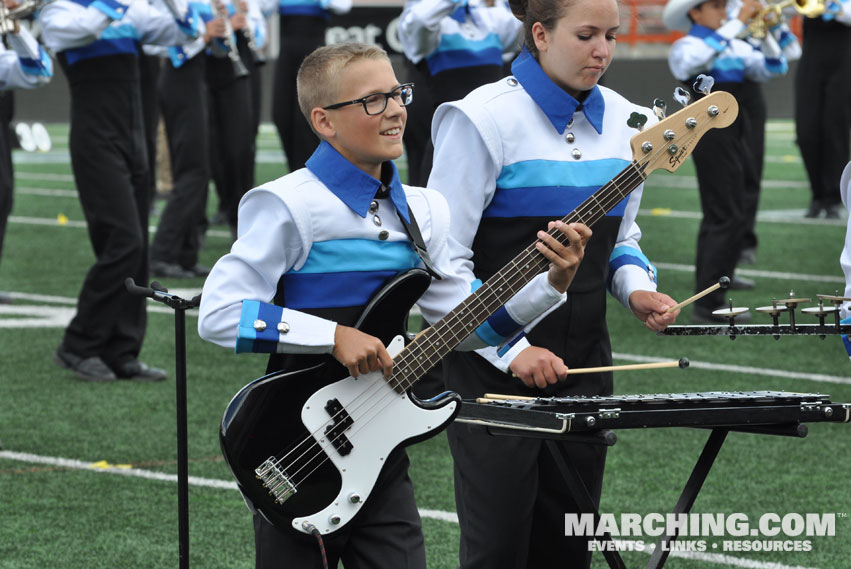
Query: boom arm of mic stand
[{"left": 125, "top": 278, "right": 202, "bottom": 310}]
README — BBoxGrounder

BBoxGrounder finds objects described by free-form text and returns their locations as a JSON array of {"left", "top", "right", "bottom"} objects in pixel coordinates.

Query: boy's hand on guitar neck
[
  {"left": 332, "top": 325, "right": 395, "bottom": 378},
  {"left": 538, "top": 221, "right": 592, "bottom": 294}
]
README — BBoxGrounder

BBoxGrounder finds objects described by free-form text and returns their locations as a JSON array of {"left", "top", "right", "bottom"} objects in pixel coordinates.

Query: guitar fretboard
[{"left": 389, "top": 160, "right": 648, "bottom": 391}]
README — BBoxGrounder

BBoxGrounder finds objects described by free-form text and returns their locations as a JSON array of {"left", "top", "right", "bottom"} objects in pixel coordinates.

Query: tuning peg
[
  {"left": 652, "top": 98, "right": 666, "bottom": 120},
  {"left": 693, "top": 74, "right": 714, "bottom": 96},
  {"left": 673, "top": 87, "right": 691, "bottom": 108}
]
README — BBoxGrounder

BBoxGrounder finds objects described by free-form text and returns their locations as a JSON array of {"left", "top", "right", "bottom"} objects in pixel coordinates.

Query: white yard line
[{"left": 0, "top": 450, "right": 828, "bottom": 569}]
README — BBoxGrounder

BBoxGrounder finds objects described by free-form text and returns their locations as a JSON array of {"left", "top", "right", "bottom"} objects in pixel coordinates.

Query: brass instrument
[
  {"left": 748, "top": 0, "right": 826, "bottom": 39},
  {"left": 0, "top": 0, "right": 52, "bottom": 34},
  {"left": 210, "top": 0, "right": 249, "bottom": 78}
]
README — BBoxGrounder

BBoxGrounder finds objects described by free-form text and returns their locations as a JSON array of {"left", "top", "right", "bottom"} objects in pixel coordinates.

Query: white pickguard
[{"left": 293, "top": 335, "right": 456, "bottom": 535}]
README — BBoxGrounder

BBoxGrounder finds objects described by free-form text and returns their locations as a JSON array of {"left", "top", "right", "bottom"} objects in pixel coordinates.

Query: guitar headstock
[{"left": 629, "top": 90, "right": 738, "bottom": 176}]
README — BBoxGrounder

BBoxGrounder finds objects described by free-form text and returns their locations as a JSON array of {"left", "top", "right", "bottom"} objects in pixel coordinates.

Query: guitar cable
[{"left": 302, "top": 521, "right": 329, "bottom": 569}]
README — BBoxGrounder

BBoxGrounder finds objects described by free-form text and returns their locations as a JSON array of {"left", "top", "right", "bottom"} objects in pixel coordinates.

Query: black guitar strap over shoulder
[{"left": 396, "top": 205, "right": 442, "bottom": 281}]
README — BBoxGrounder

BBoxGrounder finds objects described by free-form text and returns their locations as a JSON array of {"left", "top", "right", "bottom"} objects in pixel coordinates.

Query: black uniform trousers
[
  {"left": 207, "top": 54, "right": 254, "bottom": 231},
  {"left": 795, "top": 17, "right": 851, "bottom": 209},
  {"left": 691, "top": 84, "right": 756, "bottom": 309},
  {"left": 445, "top": 290, "right": 612, "bottom": 569},
  {"left": 60, "top": 54, "right": 149, "bottom": 367},
  {"left": 139, "top": 53, "right": 161, "bottom": 205},
  {"left": 150, "top": 54, "right": 210, "bottom": 268},
  {"left": 252, "top": 449, "right": 426, "bottom": 569},
  {"left": 738, "top": 79, "right": 765, "bottom": 253},
  {"left": 271, "top": 15, "right": 323, "bottom": 172},
  {"left": 238, "top": 33, "right": 262, "bottom": 190},
  {"left": 0, "top": 92, "right": 14, "bottom": 268}
]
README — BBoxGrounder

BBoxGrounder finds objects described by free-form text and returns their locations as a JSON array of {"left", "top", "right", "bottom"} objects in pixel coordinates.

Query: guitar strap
[{"left": 396, "top": 204, "right": 442, "bottom": 281}]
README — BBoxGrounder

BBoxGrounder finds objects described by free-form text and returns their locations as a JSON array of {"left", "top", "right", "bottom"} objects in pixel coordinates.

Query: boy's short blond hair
[{"left": 297, "top": 42, "right": 391, "bottom": 134}]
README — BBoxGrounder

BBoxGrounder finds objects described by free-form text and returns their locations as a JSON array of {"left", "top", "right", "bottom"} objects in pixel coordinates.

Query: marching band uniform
[
  {"left": 271, "top": 0, "right": 351, "bottom": 172},
  {"left": 198, "top": 140, "right": 570, "bottom": 569},
  {"left": 795, "top": 0, "right": 851, "bottom": 218},
  {"left": 40, "top": 0, "right": 198, "bottom": 381},
  {"left": 147, "top": 2, "right": 211, "bottom": 277},
  {"left": 0, "top": 25, "right": 52, "bottom": 304},
  {"left": 428, "top": 48, "right": 660, "bottom": 568},
  {"left": 399, "top": 0, "right": 520, "bottom": 184},
  {"left": 729, "top": 0, "right": 801, "bottom": 263},
  {"left": 205, "top": 0, "right": 263, "bottom": 234},
  {"left": 665, "top": 0, "right": 788, "bottom": 319},
  {"left": 839, "top": 161, "right": 851, "bottom": 359}
]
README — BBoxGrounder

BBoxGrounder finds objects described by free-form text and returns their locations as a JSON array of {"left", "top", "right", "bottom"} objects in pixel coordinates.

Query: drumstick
[
  {"left": 507, "top": 358, "right": 689, "bottom": 381},
  {"left": 665, "top": 276, "right": 730, "bottom": 314}
]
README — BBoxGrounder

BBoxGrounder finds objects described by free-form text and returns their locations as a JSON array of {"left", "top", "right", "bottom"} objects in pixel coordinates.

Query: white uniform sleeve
[
  {"left": 840, "top": 162, "right": 851, "bottom": 319},
  {"left": 321, "top": 0, "right": 351, "bottom": 15},
  {"left": 38, "top": 0, "right": 117, "bottom": 52},
  {"left": 198, "top": 189, "right": 339, "bottom": 353},
  {"left": 131, "top": 0, "right": 199, "bottom": 46},
  {"left": 0, "top": 27, "right": 52, "bottom": 89},
  {"left": 667, "top": 19, "right": 745, "bottom": 81},
  {"left": 398, "top": 0, "right": 461, "bottom": 64}
]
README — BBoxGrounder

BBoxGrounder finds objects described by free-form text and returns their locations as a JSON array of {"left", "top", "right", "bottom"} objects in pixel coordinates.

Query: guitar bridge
[{"left": 256, "top": 457, "right": 297, "bottom": 504}]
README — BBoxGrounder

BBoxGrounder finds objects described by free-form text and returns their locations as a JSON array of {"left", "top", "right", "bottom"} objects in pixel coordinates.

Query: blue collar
[
  {"left": 449, "top": 2, "right": 468, "bottom": 23},
  {"left": 688, "top": 24, "right": 720, "bottom": 40},
  {"left": 510, "top": 47, "right": 605, "bottom": 135},
  {"left": 306, "top": 141, "right": 409, "bottom": 222}
]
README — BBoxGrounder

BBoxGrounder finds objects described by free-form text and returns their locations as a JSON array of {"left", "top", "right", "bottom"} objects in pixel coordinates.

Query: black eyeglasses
[{"left": 323, "top": 83, "right": 415, "bottom": 116}]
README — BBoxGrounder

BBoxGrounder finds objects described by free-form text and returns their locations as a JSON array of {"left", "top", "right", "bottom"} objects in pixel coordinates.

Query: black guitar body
[{"left": 219, "top": 268, "right": 461, "bottom": 534}]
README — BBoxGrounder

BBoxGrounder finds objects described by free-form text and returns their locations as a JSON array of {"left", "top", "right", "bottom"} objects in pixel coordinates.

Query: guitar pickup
[{"left": 324, "top": 398, "right": 354, "bottom": 456}]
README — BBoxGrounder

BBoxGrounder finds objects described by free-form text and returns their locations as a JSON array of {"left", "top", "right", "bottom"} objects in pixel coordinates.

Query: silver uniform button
[
  {"left": 277, "top": 322, "right": 290, "bottom": 334},
  {"left": 378, "top": 230, "right": 389, "bottom": 240},
  {"left": 506, "top": 77, "right": 518, "bottom": 87},
  {"left": 253, "top": 319, "right": 267, "bottom": 332},
  {"left": 565, "top": 132, "right": 575, "bottom": 143},
  {"left": 373, "top": 215, "right": 381, "bottom": 226},
  {"left": 571, "top": 148, "right": 582, "bottom": 160},
  {"left": 369, "top": 200, "right": 379, "bottom": 213}
]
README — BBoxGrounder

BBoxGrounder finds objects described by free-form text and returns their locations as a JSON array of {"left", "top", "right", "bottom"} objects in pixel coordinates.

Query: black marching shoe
[
  {"left": 824, "top": 202, "right": 841, "bottom": 220},
  {"left": 729, "top": 275, "right": 756, "bottom": 290},
  {"left": 184, "top": 263, "right": 210, "bottom": 277},
  {"left": 113, "top": 360, "right": 167, "bottom": 382},
  {"left": 54, "top": 345, "right": 117, "bottom": 382},
  {"left": 804, "top": 201, "right": 823, "bottom": 219},
  {"left": 0, "top": 291, "right": 13, "bottom": 304},
  {"left": 150, "top": 259, "right": 195, "bottom": 279}
]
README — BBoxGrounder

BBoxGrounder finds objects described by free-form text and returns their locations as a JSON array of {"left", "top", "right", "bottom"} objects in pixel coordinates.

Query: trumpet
[
  {"left": 0, "top": 0, "right": 52, "bottom": 33},
  {"left": 748, "top": 0, "right": 826, "bottom": 38}
]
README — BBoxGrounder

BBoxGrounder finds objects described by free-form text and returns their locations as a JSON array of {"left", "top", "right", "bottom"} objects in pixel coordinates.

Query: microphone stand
[{"left": 125, "top": 278, "right": 201, "bottom": 569}]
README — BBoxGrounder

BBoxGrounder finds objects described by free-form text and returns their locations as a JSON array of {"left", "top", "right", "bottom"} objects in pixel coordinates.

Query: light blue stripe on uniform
[
  {"left": 292, "top": 239, "right": 420, "bottom": 274},
  {"left": 714, "top": 57, "right": 745, "bottom": 72},
  {"left": 427, "top": 47, "right": 503, "bottom": 74},
  {"left": 101, "top": 23, "right": 140, "bottom": 40},
  {"left": 497, "top": 159, "right": 629, "bottom": 190}
]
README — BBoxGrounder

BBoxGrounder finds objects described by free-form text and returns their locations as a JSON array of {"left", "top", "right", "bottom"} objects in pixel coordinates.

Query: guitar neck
[{"left": 390, "top": 160, "right": 648, "bottom": 391}]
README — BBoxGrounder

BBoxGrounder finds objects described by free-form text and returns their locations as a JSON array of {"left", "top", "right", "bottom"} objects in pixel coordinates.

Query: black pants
[
  {"left": 252, "top": 450, "right": 426, "bottom": 569},
  {"left": 207, "top": 55, "right": 254, "bottom": 230},
  {"left": 691, "top": 93, "right": 754, "bottom": 309},
  {"left": 795, "top": 18, "right": 851, "bottom": 208},
  {"left": 444, "top": 292, "right": 612, "bottom": 569},
  {"left": 0, "top": 92, "right": 14, "bottom": 268},
  {"left": 739, "top": 80, "right": 765, "bottom": 253},
  {"left": 271, "top": 16, "right": 323, "bottom": 172},
  {"left": 150, "top": 55, "right": 210, "bottom": 268},
  {"left": 139, "top": 53, "right": 161, "bottom": 204},
  {"left": 62, "top": 72, "right": 149, "bottom": 367}
]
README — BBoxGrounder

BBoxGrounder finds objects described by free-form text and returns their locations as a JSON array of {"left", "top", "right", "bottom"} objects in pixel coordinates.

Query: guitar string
[
  {"left": 259, "top": 116, "right": 711, "bottom": 500},
  {"left": 263, "top": 156, "right": 651, "bottom": 492},
  {"left": 263, "top": 152, "right": 656, "bottom": 492},
  {"left": 266, "top": 157, "right": 653, "bottom": 493}
]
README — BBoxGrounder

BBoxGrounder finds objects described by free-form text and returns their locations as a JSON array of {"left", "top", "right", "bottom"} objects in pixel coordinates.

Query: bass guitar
[{"left": 219, "top": 90, "right": 738, "bottom": 536}]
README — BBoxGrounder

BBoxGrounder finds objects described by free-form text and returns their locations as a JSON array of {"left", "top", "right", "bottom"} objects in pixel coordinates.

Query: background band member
[{"left": 40, "top": 0, "right": 198, "bottom": 382}]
